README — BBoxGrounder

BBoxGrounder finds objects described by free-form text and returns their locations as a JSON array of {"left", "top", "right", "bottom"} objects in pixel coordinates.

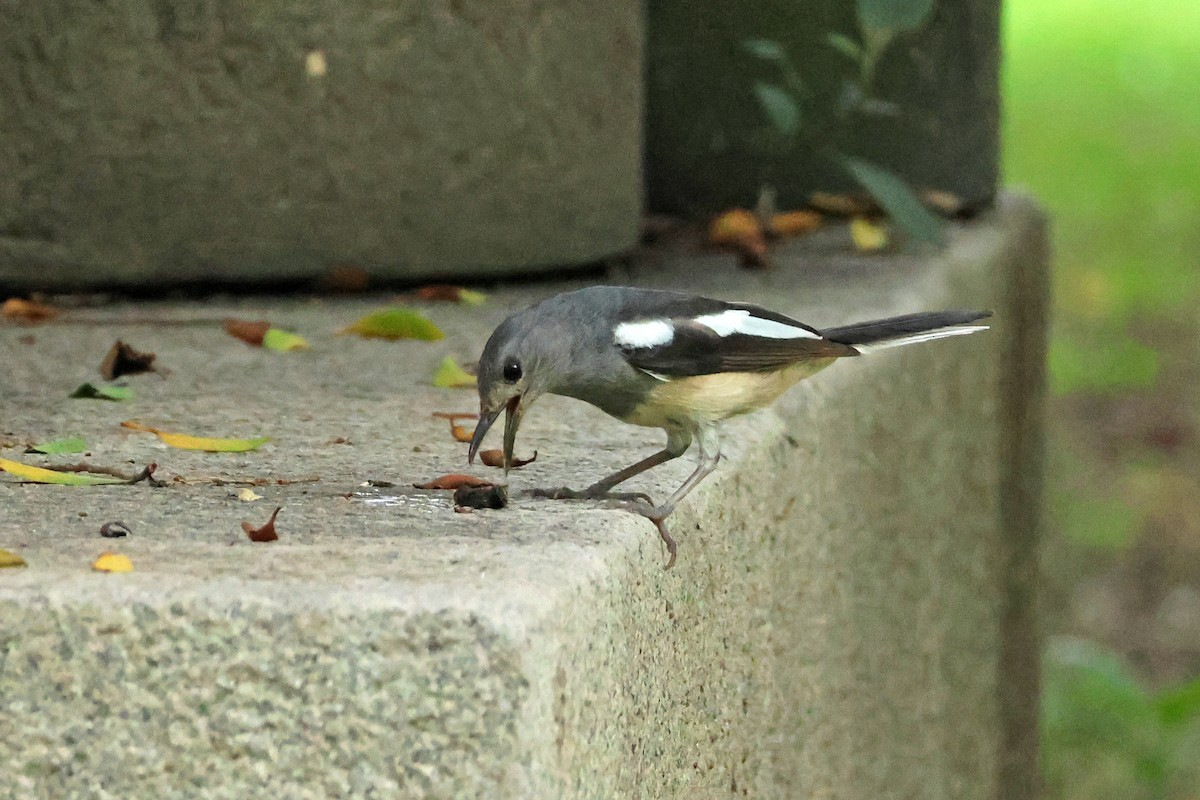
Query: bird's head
[{"left": 468, "top": 310, "right": 560, "bottom": 472}]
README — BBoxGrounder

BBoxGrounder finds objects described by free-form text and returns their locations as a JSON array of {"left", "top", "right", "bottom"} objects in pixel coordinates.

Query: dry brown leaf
[
  {"left": 410, "top": 285, "right": 486, "bottom": 305},
  {"left": 708, "top": 209, "right": 770, "bottom": 269},
  {"left": 454, "top": 483, "right": 508, "bottom": 510},
  {"left": 808, "top": 191, "right": 878, "bottom": 217},
  {"left": 413, "top": 474, "right": 494, "bottom": 490},
  {"left": 100, "top": 340, "right": 157, "bottom": 380},
  {"left": 224, "top": 319, "right": 271, "bottom": 347},
  {"left": 479, "top": 449, "right": 538, "bottom": 469},
  {"left": 242, "top": 507, "right": 282, "bottom": 542},
  {"left": 769, "top": 210, "right": 823, "bottom": 238},
  {"left": 2, "top": 298, "right": 59, "bottom": 323}
]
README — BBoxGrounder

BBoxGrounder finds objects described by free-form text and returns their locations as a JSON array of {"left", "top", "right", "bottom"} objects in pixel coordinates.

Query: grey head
[{"left": 467, "top": 299, "right": 575, "bottom": 472}]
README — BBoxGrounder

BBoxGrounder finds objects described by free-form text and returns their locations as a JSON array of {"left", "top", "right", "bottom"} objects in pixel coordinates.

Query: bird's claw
[{"left": 605, "top": 499, "right": 678, "bottom": 570}]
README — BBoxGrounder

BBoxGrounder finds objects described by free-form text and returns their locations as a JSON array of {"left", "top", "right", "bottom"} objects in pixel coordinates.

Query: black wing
[{"left": 614, "top": 301, "right": 858, "bottom": 377}]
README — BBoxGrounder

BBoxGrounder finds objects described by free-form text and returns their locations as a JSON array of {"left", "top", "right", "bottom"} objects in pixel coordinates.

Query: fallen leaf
[
  {"left": 0, "top": 548, "right": 28, "bottom": 568},
  {"left": 0, "top": 457, "right": 126, "bottom": 485},
  {"left": 808, "top": 191, "right": 878, "bottom": 217},
  {"left": 338, "top": 307, "right": 443, "bottom": 340},
  {"left": 479, "top": 449, "right": 538, "bottom": 468},
  {"left": 850, "top": 217, "right": 891, "bottom": 253},
  {"left": 921, "top": 189, "right": 967, "bottom": 216},
  {"left": 71, "top": 383, "right": 134, "bottom": 401},
  {"left": 432, "top": 356, "right": 477, "bottom": 388},
  {"left": 92, "top": 552, "right": 134, "bottom": 573},
  {"left": 224, "top": 319, "right": 271, "bottom": 347},
  {"left": 242, "top": 507, "right": 282, "bottom": 542},
  {"left": 2, "top": 298, "right": 59, "bottom": 323},
  {"left": 317, "top": 264, "right": 371, "bottom": 293},
  {"left": 708, "top": 209, "right": 770, "bottom": 269},
  {"left": 413, "top": 474, "right": 494, "bottom": 490},
  {"left": 450, "top": 423, "right": 473, "bottom": 443},
  {"left": 100, "top": 340, "right": 157, "bottom": 380},
  {"left": 454, "top": 483, "right": 508, "bottom": 510},
  {"left": 27, "top": 437, "right": 87, "bottom": 455},
  {"left": 411, "top": 285, "right": 487, "bottom": 306},
  {"left": 262, "top": 328, "right": 310, "bottom": 352},
  {"left": 769, "top": 210, "right": 823, "bottom": 238},
  {"left": 237, "top": 488, "right": 263, "bottom": 502},
  {"left": 100, "top": 521, "right": 131, "bottom": 538},
  {"left": 121, "top": 421, "right": 270, "bottom": 452}
]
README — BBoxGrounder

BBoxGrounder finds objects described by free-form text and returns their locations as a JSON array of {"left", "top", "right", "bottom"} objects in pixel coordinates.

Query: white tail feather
[{"left": 852, "top": 325, "right": 989, "bottom": 354}]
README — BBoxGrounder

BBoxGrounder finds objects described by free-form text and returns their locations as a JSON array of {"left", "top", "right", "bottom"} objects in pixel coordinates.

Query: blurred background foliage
[{"left": 1004, "top": 0, "right": 1200, "bottom": 796}]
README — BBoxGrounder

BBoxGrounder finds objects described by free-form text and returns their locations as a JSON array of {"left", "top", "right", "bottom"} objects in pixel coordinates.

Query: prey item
[{"left": 469, "top": 286, "right": 990, "bottom": 568}]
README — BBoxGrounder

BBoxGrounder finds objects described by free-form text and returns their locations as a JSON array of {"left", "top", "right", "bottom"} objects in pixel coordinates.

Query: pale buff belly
[{"left": 624, "top": 359, "right": 835, "bottom": 428}]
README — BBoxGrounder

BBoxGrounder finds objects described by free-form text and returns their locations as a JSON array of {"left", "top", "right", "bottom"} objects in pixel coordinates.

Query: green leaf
[
  {"left": 338, "top": 307, "right": 444, "bottom": 341},
  {"left": 827, "top": 33, "right": 864, "bottom": 61},
  {"left": 742, "top": 38, "right": 785, "bottom": 61},
  {"left": 753, "top": 83, "right": 801, "bottom": 136},
  {"left": 856, "top": 0, "right": 934, "bottom": 34},
  {"left": 1155, "top": 678, "right": 1200, "bottom": 728},
  {"left": 431, "top": 356, "right": 477, "bottom": 389},
  {"left": 28, "top": 437, "right": 87, "bottom": 455},
  {"left": 262, "top": 328, "right": 310, "bottom": 352},
  {"left": 70, "top": 383, "right": 134, "bottom": 401},
  {"left": 839, "top": 155, "right": 943, "bottom": 245}
]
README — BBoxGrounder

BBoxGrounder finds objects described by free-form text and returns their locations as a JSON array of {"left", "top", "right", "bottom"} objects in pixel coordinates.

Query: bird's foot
[
  {"left": 603, "top": 499, "right": 678, "bottom": 570},
  {"left": 523, "top": 486, "right": 655, "bottom": 505}
]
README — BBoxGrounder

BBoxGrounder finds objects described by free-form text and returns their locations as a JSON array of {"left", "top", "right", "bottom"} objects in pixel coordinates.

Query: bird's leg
[
  {"left": 612, "top": 427, "right": 721, "bottom": 569},
  {"left": 525, "top": 429, "right": 692, "bottom": 504}
]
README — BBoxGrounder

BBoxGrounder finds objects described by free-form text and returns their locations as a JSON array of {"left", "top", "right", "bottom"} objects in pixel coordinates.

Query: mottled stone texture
[
  {"left": 646, "top": 0, "right": 1000, "bottom": 214},
  {"left": 0, "top": 198, "right": 1045, "bottom": 798},
  {"left": 0, "top": 0, "right": 642, "bottom": 289}
]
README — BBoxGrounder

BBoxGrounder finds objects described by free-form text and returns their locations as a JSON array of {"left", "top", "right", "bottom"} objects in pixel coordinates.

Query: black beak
[{"left": 468, "top": 395, "right": 522, "bottom": 472}]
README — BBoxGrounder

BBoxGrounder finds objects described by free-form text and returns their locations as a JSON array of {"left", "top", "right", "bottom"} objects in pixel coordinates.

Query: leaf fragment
[
  {"left": 769, "top": 210, "right": 823, "bottom": 238},
  {"left": 839, "top": 155, "right": 943, "bottom": 246},
  {"left": 242, "top": 507, "right": 281, "bottom": 542},
  {"left": 0, "top": 548, "right": 28, "bottom": 568},
  {"left": 28, "top": 437, "right": 88, "bottom": 455},
  {"left": 92, "top": 552, "right": 134, "bottom": 573},
  {"left": 850, "top": 217, "right": 891, "bottom": 252},
  {"left": 100, "top": 340, "right": 157, "bottom": 380},
  {"left": 479, "top": 449, "right": 537, "bottom": 469},
  {"left": 432, "top": 356, "right": 477, "bottom": 388},
  {"left": 121, "top": 421, "right": 270, "bottom": 452},
  {"left": 413, "top": 474, "right": 494, "bottom": 490},
  {"left": 338, "top": 307, "right": 444, "bottom": 341},
  {"left": 0, "top": 457, "right": 126, "bottom": 485},
  {"left": 412, "top": 285, "right": 487, "bottom": 306},
  {"left": 237, "top": 488, "right": 263, "bottom": 502},
  {"left": 224, "top": 319, "right": 271, "bottom": 347},
  {"left": 2, "top": 298, "right": 59, "bottom": 323},
  {"left": 454, "top": 483, "right": 508, "bottom": 510},
  {"left": 262, "top": 328, "right": 310, "bottom": 352},
  {"left": 71, "top": 383, "right": 134, "bottom": 401},
  {"left": 708, "top": 209, "right": 770, "bottom": 268},
  {"left": 100, "top": 522, "right": 131, "bottom": 538}
]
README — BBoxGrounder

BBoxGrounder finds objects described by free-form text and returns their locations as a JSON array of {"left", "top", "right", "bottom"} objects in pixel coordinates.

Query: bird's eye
[{"left": 502, "top": 358, "right": 522, "bottom": 383}]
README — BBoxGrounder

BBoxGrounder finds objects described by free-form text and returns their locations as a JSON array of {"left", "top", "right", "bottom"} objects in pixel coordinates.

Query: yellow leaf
[
  {"left": 0, "top": 457, "right": 125, "bottom": 486},
  {"left": 92, "top": 552, "right": 133, "bottom": 573},
  {"left": 850, "top": 217, "right": 890, "bottom": 253},
  {"left": 237, "top": 488, "right": 263, "bottom": 502},
  {"left": 0, "top": 548, "right": 28, "bottom": 568},
  {"left": 121, "top": 421, "right": 270, "bottom": 452},
  {"left": 337, "top": 307, "right": 444, "bottom": 341},
  {"left": 262, "top": 328, "right": 310, "bottom": 352},
  {"left": 708, "top": 209, "right": 762, "bottom": 247},
  {"left": 431, "top": 356, "right": 477, "bottom": 388},
  {"left": 769, "top": 210, "right": 823, "bottom": 238}
]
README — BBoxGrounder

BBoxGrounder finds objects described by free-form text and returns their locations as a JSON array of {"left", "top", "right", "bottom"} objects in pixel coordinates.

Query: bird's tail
[{"left": 823, "top": 310, "right": 992, "bottom": 353}]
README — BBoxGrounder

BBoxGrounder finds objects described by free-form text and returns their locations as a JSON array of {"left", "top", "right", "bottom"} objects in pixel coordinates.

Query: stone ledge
[{"left": 0, "top": 196, "right": 1046, "bottom": 798}]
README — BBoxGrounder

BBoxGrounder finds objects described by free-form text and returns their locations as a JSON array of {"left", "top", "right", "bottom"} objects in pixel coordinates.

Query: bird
[{"left": 468, "top": 286, "right": 990, "bottom": 567}]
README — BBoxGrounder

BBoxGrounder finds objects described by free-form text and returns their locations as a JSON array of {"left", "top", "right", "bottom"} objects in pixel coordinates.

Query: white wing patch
[
  {"left": 614, "top": 319, "right": 674, "bottom": 349},
  {"left": 851, "top": 325, "right": 989, "bottom": 353},
  {"left": 694, "top": 309, "right": 819, "bottom": 340}
]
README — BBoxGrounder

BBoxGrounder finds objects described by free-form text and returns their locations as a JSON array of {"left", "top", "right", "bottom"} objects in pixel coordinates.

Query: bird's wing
[{"left": 613, "top": 302, "right": 858, "bottom": 377}]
